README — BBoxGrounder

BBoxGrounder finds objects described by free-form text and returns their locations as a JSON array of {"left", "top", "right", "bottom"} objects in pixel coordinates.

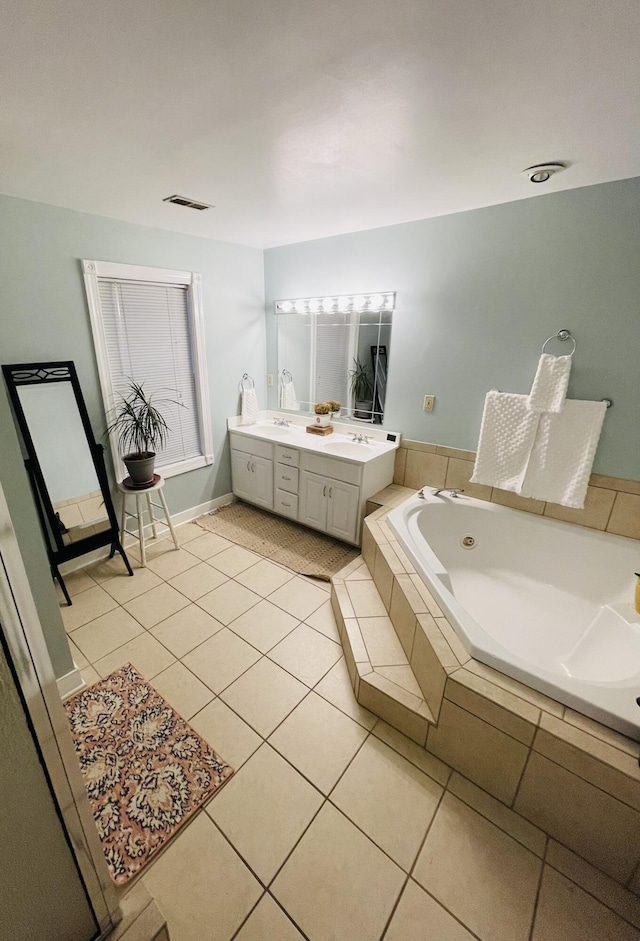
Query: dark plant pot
[
  {"left": 353, "top": 400, "right": 373, "bottom": 420},
  {"left": 123, "top": 452, "right": 156, "bottom": 485}
]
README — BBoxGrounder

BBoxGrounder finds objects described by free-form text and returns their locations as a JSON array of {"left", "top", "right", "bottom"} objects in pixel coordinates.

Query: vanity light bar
[{"left": 274, "top": 292, "right": 395, "bottom": 314}]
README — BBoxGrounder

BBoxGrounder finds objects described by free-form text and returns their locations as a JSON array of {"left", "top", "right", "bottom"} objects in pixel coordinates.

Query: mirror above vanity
[{"left": 275, "top": 292, "right": 394, "bottom": 424}]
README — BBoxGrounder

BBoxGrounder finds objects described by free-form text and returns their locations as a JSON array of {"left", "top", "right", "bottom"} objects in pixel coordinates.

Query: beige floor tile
[
  {"left": 71, "top": 607, "right": 144, "bottom": 663},
  {"left": 86, "top": 554, "right": 141, "bottom": 584},
  {"left": 532, "top": 867, "right": 640, "bottom": 941},
  {"left": 93, "top": 631, "right": 175, "bottom": 680},
  {"left": 272, "top": 803, "right": 405, "bottom": 941},
  {"left": 80, "top": 665, "right": 100, "bottom": 687},
  {"left": 268, "top": 576, "right": 328, "bottom": 621},
  {"left": 175, "top": 521, "right": 207, "bottom": 544},
  {"left": 269, "top": 692, "right": 368, "bottom": 794},
  {"left": 145, "top": 547, "right": 200, "bottom": 580},
  {"left": 190, "top": 699, "right": 261, "bottom": 770},
  {"left": 315, "top": 657, "right": 378, "bottom": 730},
  {"left": 235, "top": 894, "right": 304, "bottom": 941},
  {"left": 168, "top": 561, "right": 228, "bottom": 601},
  {"left": 228, "top": 599, "right": 299, "bottom": 654},
  {"left": 305, "top": 598, "right": 341, "bottom": 642},
  {"left": 142, "top": 811, "right": 262, "bottom": 941},
  {"left": 331, "top": 736, "right": 442, "bottom": 870},
  {"left": 221, "top": 658, "right": 308, "bottom": 737},
  {"left": 150, "top": 661, "right": 214, "bottom": 719},
  {"left": 150, "top": 604, "right": 224, "bottom": 658},
  {"left": 183, "top": 628, "right": 261, "bottom": 694},
  {"left": 101, "top": 567, "right": 163, "bottom": 604},
  {"left": 344, "top": 560, "right": 373, "bottom": 581},
  {"left": 414, "top": 793, "right": 542, "bottom": 941},
  {"left": 208, "top": 743, "right": 323, "bottom": 882},
  {"left": 376, "top": 665, "right": 423, "bottom": 697},
  {"left": 128, "top": 535, "right": 182, "bottom": 564},
  {"left": 359, "top": 616, "right": 408, "bottom": 666},
  {"left": 124, "top": 582, "right": 189, "bottom": 629},
  {"left": 185, "top": 532, "right": 234, "bottom": 560},
  {"left": 196, "top": 580, "right": 261, "bottom": 625},
  {"left": 61, "top": 585, "right": 119, "bottom": 632},
  {"left": 385, "top": 880, "right": 476, "bottom": 941},
  {"left": 56, "top": 568, "right": 95, "bottom": 598},
  {"left": 373, "top": 721, "right": 451, "bottom": 786},
  {"left": 235, "top": 558, "right": 295, "bottom": 596},
  {"left": 268, "top": 623, "right": 342, "bottom": 687},
  {"left": 345, "top": 580, "right": 388, "bottom": 617},
  {"left": 208, "top": 545, "right": 262, "bottom": 577}
]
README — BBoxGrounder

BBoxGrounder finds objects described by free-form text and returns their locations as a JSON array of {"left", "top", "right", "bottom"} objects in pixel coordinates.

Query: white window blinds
[
  {"left": 97, "top": 278, "right": 202, "bottom": 470},
  {"left": 313, "top": 313, "right": 352, "bottom": 405}
]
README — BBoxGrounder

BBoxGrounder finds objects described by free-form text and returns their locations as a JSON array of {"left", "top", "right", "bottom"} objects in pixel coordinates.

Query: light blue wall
[
  {"left": 265, "top": 178, "right": 640, "bottom": 479},
  {"left": 0, "top": 193, "right": 266, "bottom": 676}
]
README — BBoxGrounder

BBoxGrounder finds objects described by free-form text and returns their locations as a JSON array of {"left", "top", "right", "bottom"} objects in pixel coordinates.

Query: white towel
[
  {"left": 528, "top": 353, "right": 572, "bottom": 413},
  {"left": 519, "top": 399, "right": 607, "bottom": 508},
  {"left": 241, "top": 387, "right": 259, "bottom": 425},
  {"left": 282, "top": 381, "right": 299, "bottom": 411},
  {"left": 471, "top": 392, "right": 541, "bottom": 492}
]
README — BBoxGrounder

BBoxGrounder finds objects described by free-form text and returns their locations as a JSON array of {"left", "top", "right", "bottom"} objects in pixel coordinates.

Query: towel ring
[
  {"left": 281, "top": 369, "right": 292, "bottom": 383},
  {"left": 241, "top": 373, "right": 255, "bottom": 390},
  {"left": 541, "top": 329, "right": 576, "bottom": 357}
]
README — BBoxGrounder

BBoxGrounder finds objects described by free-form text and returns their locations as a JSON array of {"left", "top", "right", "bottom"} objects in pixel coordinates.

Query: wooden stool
[{"left": 117, "top": 475, "right": 178, "bottom": 566}]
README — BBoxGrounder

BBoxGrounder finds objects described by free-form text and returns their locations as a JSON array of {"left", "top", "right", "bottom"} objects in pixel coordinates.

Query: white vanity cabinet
[
  {"left": 298, "top": 454, "right": 361, "bottom": 543},
  {"left": 230, "top": 436, "right": 274, "bottom": 510}
]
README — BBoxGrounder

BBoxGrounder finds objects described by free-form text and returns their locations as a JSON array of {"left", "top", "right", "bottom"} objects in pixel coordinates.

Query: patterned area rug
[
  {"left": 196, "top": 501, "right": 359, "bottom": 580},
  {"left": 64, "top": 663, "right": 233, "bottom": 885}
]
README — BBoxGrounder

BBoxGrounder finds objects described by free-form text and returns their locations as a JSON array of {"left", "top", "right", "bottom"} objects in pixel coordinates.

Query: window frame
[{"left": 82, "top": 259, "right": 214, "bottom": 481}]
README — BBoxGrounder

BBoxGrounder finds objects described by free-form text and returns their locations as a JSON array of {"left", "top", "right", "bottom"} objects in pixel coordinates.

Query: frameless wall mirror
[
  {"left": 275, "top": 292, "right": 394, "bottom": 423},
  {"left": 2, "top": 361, "right": 132, "bottom": 604}
]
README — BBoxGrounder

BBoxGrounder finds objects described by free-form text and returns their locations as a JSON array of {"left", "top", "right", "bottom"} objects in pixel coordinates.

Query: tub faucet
[
  {"left": 273, "top": 417, "right": 290, "bottom": 427},
  {"left": 352, "top": 433, "right": 371, "bottom": 443},
  {"left": 433, "top": 488, "right": 464, "bottom": 497}
]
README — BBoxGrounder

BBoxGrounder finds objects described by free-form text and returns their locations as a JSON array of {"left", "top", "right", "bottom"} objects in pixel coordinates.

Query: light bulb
[
  {"left": 353, "top": 295, "right": 366, "bottom": 309},
  {"left": 370, "top": 294, "right": 383, "bottom": 309},
  {"left": 308, "top": 298, "right": 320, "bottom": 313},
  {"left": 281, "top": 301, "right": 293, "bottom": 313},
  {"left": 294, "top": 299, "right": 306, "bottom": 313},
  {"left": 322, "top": 297, "right": 334, "bottom": 312},
  {"left": 338, "top": 296, "right": 349, "bottom": 311}
]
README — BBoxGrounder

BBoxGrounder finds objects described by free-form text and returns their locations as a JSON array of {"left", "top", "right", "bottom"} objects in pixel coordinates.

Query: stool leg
[
  {"left": 146, "top": 492, "right": 158, "bottom": 540},
  {"left": 158, "top": 488, "right": 179, "bottom": 550},
  {"left": 120, "top": 493, "right": 127, "bottom": 545},
  {"left": 136, "top": 494, "right": 147, "bottom": 566}
]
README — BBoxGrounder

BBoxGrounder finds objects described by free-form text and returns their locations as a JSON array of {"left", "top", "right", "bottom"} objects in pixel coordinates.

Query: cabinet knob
[
  {"left": 323, "top": 485, "right": 327, "bottom": 497},
  {"left": 329, "top": 487, "right": 333, "bottom": 498}
]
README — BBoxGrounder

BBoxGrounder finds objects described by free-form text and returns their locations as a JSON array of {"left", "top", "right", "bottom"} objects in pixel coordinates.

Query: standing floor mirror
[{"left": 2, "top": 361, "right": 132, "bottom": 604}]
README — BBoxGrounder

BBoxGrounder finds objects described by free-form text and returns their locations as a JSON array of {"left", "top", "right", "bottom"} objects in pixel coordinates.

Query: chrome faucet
[
  {"left": 273, "top": 417, "right": 290, "bottom": 427},
  {"left": 433, "top": 488, "right": 464, "bottom": 497},
  {"left": 352, "top": 433, "right": 371, "bottom": 443}
]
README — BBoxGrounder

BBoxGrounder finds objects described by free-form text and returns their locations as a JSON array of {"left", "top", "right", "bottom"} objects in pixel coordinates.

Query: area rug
[
  {"left": 64, "top": 663, "right": 233, "bottom": 885},
  {"left": 196, "top": 501, "right": 359, "bottom": 580}
]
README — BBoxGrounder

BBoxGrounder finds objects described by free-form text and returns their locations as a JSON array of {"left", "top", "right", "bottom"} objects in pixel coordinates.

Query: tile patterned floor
[{"left": 61, "top": 523, "right": 640, "bottom": 941}]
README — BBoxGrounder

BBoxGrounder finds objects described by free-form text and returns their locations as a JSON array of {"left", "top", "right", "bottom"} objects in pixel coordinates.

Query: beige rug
[
  {"left": 64, "top": 663, "right": 233, "bottom": 885},
  {"left": 195, "top": 502, "right": 359, "bottom": 580}
]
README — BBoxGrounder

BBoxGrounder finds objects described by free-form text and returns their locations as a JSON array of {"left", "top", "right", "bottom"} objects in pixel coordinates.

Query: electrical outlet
[
  {"left": 423, "top": 395, "right": 435, "bottom": 412},
  {"left": 267, "top": 374, "right": 274, "bottom": 387}
]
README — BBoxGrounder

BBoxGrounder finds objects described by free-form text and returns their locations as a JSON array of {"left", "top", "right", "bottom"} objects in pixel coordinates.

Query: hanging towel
[
  {"left": 282, "top": 381, "right": 299, "bottom": 411},
  {"left": 241, "top": 387, "right": 259, "bottom": 425},
  {"left": 470, "top": 392, "right": 541, "bottom": 492},
  {"left": 519, "top": 399, "right": 607, "bottom": 508},
  {"left": 528, "top": 353, "right": 572, "bottom": 413}
]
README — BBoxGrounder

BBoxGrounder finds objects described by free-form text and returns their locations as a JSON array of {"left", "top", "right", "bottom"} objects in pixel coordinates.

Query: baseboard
[
  {"left": 59, "top": 492, "right": 235, "bottom": 575},
  {"left": 57, "top": 664, "right": 85, "bottom": 700}
]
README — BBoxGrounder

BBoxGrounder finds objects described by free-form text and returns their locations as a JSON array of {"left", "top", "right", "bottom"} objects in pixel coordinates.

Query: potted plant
[
  {"left": 313, "top": 401, "right": 333, "bottom": 427},
  {"left": 106, "top": 381, "right": 175, "bottom": 486},
  {"left": 326, "top": 400, "right": 342, "bottom": 419},
  {"left": 348, "top": 358, "right": 374, "bottom": 420}
]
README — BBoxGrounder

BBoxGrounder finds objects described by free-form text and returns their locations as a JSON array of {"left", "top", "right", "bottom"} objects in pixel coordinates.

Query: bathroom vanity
[{"left": 228, "top": 416, "right": 399, "bottom": 545}]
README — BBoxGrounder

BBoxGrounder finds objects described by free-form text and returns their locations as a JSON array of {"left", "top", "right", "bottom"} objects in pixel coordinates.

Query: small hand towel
[
  {"left": 470, "top": 392, "right": 541, "bottom": 492},
  {"left": 528, "top": 353, "right": 572, "bottom": 413},
  {"left": 519, "top": 399, "right": 607, "bottom": 508},
  {"left": 241, "top": 387, "right": 259, "bottom": 425},
  {"left": 282, "top": 381, "right": 299, "bottom": 411}
]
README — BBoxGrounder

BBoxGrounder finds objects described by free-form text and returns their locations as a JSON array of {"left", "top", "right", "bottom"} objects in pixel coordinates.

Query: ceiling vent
[{"left": 163, "top": 195, "right": 213, "bottom": 210}]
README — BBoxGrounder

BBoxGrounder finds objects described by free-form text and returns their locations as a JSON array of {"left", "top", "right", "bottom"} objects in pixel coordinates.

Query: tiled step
[{"left": 331, "top": 555, "right": 435, "bottom": 744}]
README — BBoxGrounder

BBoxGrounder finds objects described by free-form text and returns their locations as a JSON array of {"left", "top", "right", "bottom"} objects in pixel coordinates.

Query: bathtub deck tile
[
  {"left": 543, "top": 485, "right": 616, "bottom": 531},
  {"left": 563, "top": 708, "right": 638, "bottom": 759},
  {"left": 446, "top": 670, "right": 540, "bottom": 745},
  {"left": 359, "top": 673, "right": 431, "bottom": 745},
  {"left": 389, "top": 579, "right": 419, "bottom": 660},
  {"left": 434, "top": 617, "right": 470, "bottom": 666},
  {"left": 359, "top": 616, "right": 408, "bottom": 667},
  {"left": 409, "top": 575, "right": 444, "bottom": 618},
  {"left": 386, "top": 539, "right": 416, "bottom": 574},
  {"left": 416, "top": 614, "right": 460, "bottom": 672},
  {"left": 465, "top": 660, "right": 565, "bottom": 718}
]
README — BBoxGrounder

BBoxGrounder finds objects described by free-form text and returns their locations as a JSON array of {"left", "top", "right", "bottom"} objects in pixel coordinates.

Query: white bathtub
[{"left": 387, "top": 491, "right": 640, "bottom": 740}]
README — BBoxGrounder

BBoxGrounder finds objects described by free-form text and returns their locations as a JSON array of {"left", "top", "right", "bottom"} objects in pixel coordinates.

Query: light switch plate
[
  {"left": 423, "top": 395, "right": 435, "bottom": 412},
  {"left": 267, "top": 374, "right": 274, "bottom": 386}
]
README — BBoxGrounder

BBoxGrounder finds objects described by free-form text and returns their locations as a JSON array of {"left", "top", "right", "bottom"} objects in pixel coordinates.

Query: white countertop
[{"left": 228, "top": 412, "right": 400, "bottom": 465}]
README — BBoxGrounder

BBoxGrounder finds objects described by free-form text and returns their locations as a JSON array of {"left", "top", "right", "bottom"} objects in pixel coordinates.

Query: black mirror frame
[{"left": 2, "top": 360, "right": 133, "bottom": 604}]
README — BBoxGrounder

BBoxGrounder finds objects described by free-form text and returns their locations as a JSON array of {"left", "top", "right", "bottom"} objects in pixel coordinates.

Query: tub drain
[{"left": 461, "top": 534, "right": 476, "bottom": 549}]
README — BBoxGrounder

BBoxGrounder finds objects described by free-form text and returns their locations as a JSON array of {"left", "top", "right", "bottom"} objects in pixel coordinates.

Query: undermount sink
[{"left": 322, "top": 440, "right": 377, "bottom": 457}]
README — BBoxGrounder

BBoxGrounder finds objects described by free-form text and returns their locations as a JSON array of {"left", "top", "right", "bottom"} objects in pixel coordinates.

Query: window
[{"left": 82, "top": 260, "right": 213, "bottom": 479}]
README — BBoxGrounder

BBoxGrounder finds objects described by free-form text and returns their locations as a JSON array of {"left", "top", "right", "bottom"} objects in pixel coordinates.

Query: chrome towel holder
[
  {"left": 240, "top": 373, "right": 255, "bottom": 390},
  {"left": 540, "top": 330, "right": 612, "bottom": 408},
  {"left": 281, "top": 368, "right": 293, "bottom": 383}
]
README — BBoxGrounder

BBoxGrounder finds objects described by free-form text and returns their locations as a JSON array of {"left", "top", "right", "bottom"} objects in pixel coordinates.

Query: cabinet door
[
  {"left": 251, "top": 455, "right": 274, "bottom": 510},
  {"left": 231, "top": 449, "right": 253, "bottom": 501},
  {"left": 298, "top": 471, "right": 328, "bottom": 531},
  {"left": 326, "top": 478, "right": 359, "bottom": 543}
]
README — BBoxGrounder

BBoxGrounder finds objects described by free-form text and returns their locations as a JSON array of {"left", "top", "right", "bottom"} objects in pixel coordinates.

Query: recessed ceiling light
[{"left": 521, "top": 163, "right": 567, "bottom": 184}]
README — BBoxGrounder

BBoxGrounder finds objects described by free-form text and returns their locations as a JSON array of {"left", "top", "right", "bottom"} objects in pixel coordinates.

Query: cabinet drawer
[
  {"left": 300, "top": 451, "right": 361, "bottom": 485},
  {"left": 275, "top": 489, "right": 298, "bottom": 519},
  {"left": 275, "top": 445, "right": 300, "bottom": 467},
  {"left": 276, "top": 464, "right": 299, "bottom": 494},
  {"left": 230, "top": 433, "right": 274, "bottom": 461}
]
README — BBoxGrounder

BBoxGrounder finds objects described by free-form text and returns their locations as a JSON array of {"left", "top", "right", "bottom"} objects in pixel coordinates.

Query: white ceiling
[{"left": 2, "top": 0, "right": 639, "bottom": 248}]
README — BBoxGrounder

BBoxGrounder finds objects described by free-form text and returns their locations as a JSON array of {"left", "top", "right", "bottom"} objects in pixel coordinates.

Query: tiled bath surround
[{"left": 331, "top": 478, "right": 640, "bottom": 895}]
